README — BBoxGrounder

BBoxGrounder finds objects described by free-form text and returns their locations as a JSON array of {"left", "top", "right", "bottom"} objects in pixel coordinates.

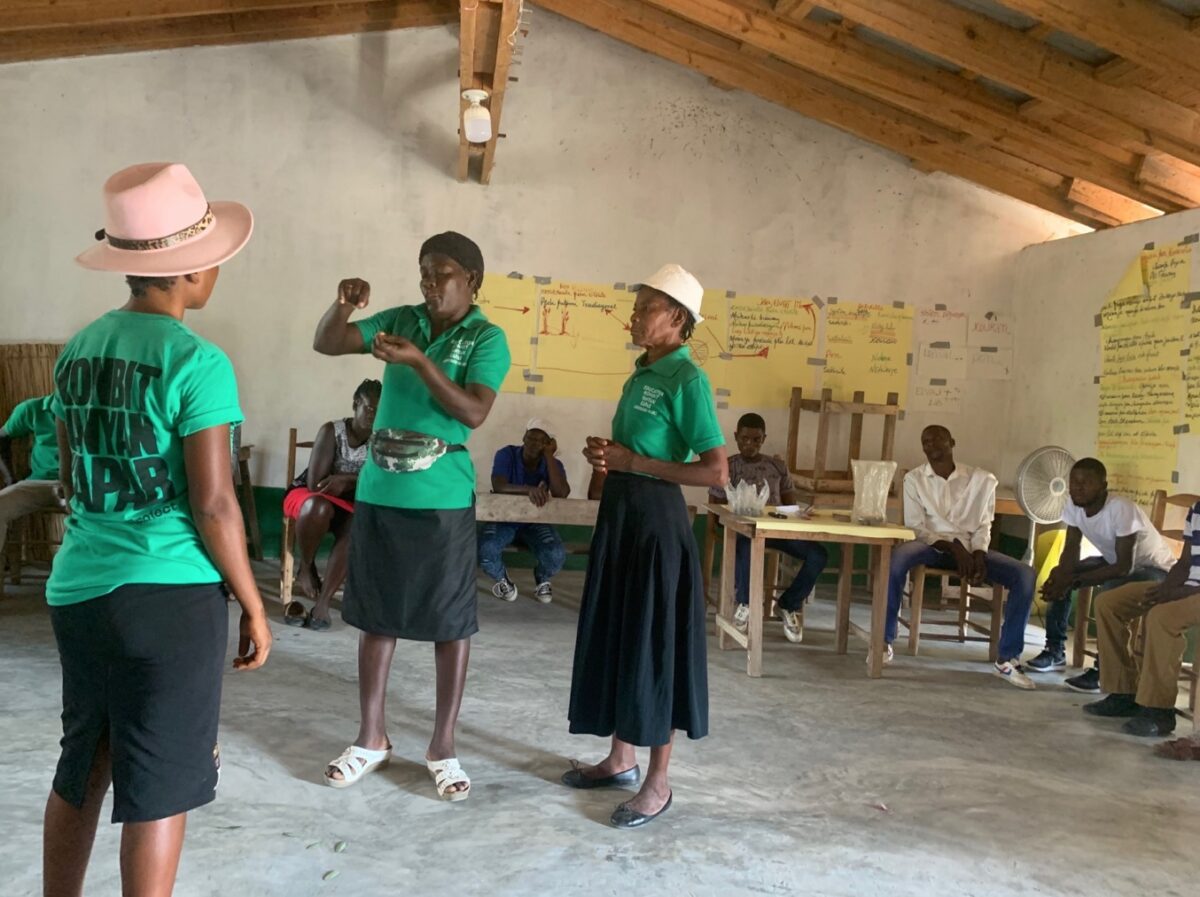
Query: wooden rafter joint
[{"left": 457, "top": 0, "right": 523, "bottom": 184}]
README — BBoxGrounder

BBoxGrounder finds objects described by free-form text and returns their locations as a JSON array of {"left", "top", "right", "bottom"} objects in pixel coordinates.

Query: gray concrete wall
[{"left": 0, "top": 11, "right": 1085, "bottom": 498}]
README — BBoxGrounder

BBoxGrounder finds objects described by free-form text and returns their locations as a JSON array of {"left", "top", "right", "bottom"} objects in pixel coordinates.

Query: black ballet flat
[
  {"left": 610, "top": 792, "right": 672, "bottom": 829},
  {"left": 560, "top": 764, "right": 641, "bottom": 789}
]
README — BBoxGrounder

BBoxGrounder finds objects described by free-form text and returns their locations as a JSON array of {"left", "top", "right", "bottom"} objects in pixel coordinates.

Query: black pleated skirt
[
  {"left": 342, "top": 500, "right": 478, "bottom": 642},
  {"left": 568, "top": 471, "right": 708, "bottom": 747}
]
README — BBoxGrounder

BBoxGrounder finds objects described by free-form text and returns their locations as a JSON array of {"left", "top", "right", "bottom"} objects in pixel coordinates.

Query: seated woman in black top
[{"left": 283, "top": 378, "right": 380, "bottom": 630}]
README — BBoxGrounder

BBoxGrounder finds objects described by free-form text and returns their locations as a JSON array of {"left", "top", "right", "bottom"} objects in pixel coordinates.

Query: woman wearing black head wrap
[{"left": 313, "top": 231, "right": 511, "bottom": 800}]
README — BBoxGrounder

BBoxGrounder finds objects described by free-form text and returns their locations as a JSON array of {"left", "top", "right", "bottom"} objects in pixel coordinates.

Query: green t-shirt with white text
[
  {"left": 611, "top": 345, "right": 724, "bottom": 465},
  {"left": 354, "top": 303, "right": 510, "bottom": 510},
  {"left": 47, "top": 310, "right": 243, "bottom": 606}
]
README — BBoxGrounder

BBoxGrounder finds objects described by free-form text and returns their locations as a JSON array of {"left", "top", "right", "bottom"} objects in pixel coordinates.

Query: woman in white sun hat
[
  {"left": 43, "top": 163, "right": 271, "bottom": 896},
  {"left": 563, "top": 264, "right": 727, "bottom": 829}
]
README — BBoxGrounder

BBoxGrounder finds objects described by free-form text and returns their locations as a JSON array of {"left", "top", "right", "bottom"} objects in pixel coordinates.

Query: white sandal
[
  {"left": 426, "top": 756, "right": 470, "bottom": 801},
  {"left": 324, "top": 743, "right": 391, "bottom": 789}
]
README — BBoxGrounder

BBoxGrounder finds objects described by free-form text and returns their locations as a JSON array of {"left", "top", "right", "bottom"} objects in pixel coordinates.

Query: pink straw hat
[{"left": 75, "top": 162, "right": 253, "bottom": 276}]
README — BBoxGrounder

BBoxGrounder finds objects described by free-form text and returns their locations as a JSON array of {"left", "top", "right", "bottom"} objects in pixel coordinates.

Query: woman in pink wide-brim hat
[{"left": 43, "top": 162, "right": 271, "bottom": 897}]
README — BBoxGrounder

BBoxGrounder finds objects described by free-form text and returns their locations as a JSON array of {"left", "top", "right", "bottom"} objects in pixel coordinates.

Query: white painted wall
[
  {"left": 0, "top": 12, "right": 1085, "bottom": 503},
  {"left": 1005, "top": 208, "right": 1200, "bottom": 496}
]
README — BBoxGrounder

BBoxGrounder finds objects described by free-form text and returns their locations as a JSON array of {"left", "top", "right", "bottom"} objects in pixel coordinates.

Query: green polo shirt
[
  {"left": 612, "top": 346, "right": 724, "bottom": 464},
  {"left": 3, "top": 395, "right": 59, "bottom": 481},
  {"left": 355, "top": 303, "right": 510, "bottom": 509},
  {"left": 46, "top": 310, "right": 243, "bottom": 606}
]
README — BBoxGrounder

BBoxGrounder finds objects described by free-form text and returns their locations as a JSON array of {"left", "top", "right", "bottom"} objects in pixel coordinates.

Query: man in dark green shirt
[{"left": 0, "top": 394, "right": 64, "bottom": 559}]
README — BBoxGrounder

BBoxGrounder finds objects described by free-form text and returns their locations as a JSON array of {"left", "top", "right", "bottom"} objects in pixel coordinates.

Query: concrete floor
[{"left": 2, "top": 564, "right": 1196, "bottom": 897}]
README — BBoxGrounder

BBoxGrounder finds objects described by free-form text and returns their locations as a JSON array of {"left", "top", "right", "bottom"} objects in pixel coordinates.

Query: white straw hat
[{"left": 641, "top": 263, "right": 704, "bottom": 325}]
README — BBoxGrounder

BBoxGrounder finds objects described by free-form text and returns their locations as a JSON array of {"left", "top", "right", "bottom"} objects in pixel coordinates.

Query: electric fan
[{"left": 1014, "top": 445, "right": 1076, "bottom": 564}]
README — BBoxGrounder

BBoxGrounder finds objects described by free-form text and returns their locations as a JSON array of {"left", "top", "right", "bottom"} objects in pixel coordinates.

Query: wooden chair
[
  {"left": 278, "top": 427, "right": 314, "bottom": 606},
  {"left": 1, "top": 506, "right": 67, "bottom": 597},
  {"left": 901, "top": 565, "right": 1006, "bottom": 662}
]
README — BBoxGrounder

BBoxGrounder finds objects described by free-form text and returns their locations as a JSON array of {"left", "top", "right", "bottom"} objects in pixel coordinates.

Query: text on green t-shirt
[{"left": 47, "top": 310, "right": 243, "bottom": 606}]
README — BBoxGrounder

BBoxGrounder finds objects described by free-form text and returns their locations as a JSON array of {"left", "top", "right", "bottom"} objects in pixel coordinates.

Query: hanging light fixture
[{"left": 462, "top": 89, "right": 492, "bottom": 144}]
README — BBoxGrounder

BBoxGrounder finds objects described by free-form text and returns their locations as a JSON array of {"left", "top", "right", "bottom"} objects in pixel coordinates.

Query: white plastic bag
[
  {"left": 727, "top": 478, "right": 770, "bottom": 517},
  {"left": 850, "top": 460, "right": 897, "bottom": 525}
]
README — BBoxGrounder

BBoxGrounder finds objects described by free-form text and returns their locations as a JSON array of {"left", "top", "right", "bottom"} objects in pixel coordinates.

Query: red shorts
[{"left": 283, "top": 488, "right": 355, "bottom": 519}]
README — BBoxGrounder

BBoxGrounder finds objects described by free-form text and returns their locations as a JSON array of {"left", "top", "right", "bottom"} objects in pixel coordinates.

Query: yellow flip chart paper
[
  {"left": 718, "top": 295, "right": 818, "bottom": 409},
  {"left": 1098, "top": 247, "right": 1189, "bottom": 504},
  {"left": 476, "top": 275, "right": 538, "bottom": 394},
  {"left": 694, "top": 289, "right": 731, "bottom": 407},
  {"left": 532, "top": 281, "right": 638, "bottom": 400},
  {"left": 823, "top": 302, "right": 913, "bottom": 406}
]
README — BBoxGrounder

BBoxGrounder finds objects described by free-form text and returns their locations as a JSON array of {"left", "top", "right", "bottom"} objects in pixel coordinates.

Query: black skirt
[
  {"left": 568, "top": 471, "right": 708, "bottom": 747},
  {"left": 343, "top": 500, "right": 478, "bottom": 642}
]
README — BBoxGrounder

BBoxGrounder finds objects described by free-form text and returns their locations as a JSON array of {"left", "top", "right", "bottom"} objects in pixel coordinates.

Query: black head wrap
[{"left": 418, "top": 231, "right": 484, "bottom": 286}]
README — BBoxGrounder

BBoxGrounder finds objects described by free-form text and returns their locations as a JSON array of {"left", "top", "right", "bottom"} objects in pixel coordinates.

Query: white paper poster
[
  {"left": 917, "top": 344, "right": 968, "bottom": 380},
  {"left": 968, "top": 313, "right": 1014, "bottom": 348},
  {"left": 916, "top": 307, "right": 968, "bottom": 345},
  {"left": 967, "top": 347, "right": 1013, "bottom": 381},
  {"left": 909, "top": 383, "right": 963, "bottom": 414}
]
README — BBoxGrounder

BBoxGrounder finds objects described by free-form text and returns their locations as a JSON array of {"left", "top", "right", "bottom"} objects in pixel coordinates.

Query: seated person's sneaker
[
  {"left": 732, "top": 603, "right": 750, "bottom": 632},
  {"left": 1065, "top": 667, "right": 1101, "bottom": 693},
  {"left": 1122, "top": 707, "right": 1176, "bottom": 737},
  {"left": 866, "top": 643, "right": 894, "bottom": 667},
  {"left": 1082, "top": 693, "right": 1138, "bottom": 717},
  {"left": 492, "top": 578, "right": 518, "bottom": 602},
  {"left": 778, "top": 608, "right": 803, "bottom": 644},
  {"left": 993, "top": 660, "right": 1035, "bottom": 690},
  {"left": 1025, "top": 648, "right": 1066, "bottom": 673},
  {"left": 534, "top": 582, "right": 553, "bottom": 604}
]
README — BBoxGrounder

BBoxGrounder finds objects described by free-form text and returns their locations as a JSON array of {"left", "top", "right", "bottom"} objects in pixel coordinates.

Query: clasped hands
[{"left": 583, "top": 436, "right": 634, "bottom": 474}]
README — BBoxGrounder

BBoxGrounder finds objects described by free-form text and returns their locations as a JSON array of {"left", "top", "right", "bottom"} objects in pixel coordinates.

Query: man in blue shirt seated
[{"left": 478, "top": 419, "right": 570, "bottom": 604}]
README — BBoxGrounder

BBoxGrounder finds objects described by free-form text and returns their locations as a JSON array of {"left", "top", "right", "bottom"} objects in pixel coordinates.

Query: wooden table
[
  {"left": 475, "top": 493, "right": 600, "bottom": 526},
  {"left": 707, "top": 504, "right": 914, "bottom": 679}
]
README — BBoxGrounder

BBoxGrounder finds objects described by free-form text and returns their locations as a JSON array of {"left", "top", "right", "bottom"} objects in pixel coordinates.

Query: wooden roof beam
[
  {"left": 635, "top": 0, "right": 1183, "bottom": 210},
  {"left": 818, "top": 0, "right": 1200, "bottom": 169},
  {"left": 1136, "top": 154, "right": 1200, "bottom": 208},
  {"left": 1000, "top": 0, "right": 1200, "bottom": 83},
  {"left": 0, "top": 0, "right": 456, "bottom": 63},
  {"left": 1066, "top": 178, "right": 1162, "bottom": 224},
  {"left": 774, "top": 1, "right": 816, "bottom": 18},
  {"left": 0, "top": 1, "right": 368, "bottom": 31},
  {"left": 535, "top": 0, "right": 1100, "bottom": 226}
]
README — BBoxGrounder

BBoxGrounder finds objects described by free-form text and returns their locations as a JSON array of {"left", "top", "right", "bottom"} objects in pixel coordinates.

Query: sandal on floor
[
  {"left": 426, "top": 756, "right": 470, "bottom": 801},
  {"left": 305, "top": 612, "right": 331, "bottom": 632},
  {"left": 1154, "top": 735, "right": 1200, "bottom": 761},
  {"left": 324, "top": 743, "right": 391, "bottom": 788},
  {"left": 283, "top": 601, "right": 308, "bottom": 626}
]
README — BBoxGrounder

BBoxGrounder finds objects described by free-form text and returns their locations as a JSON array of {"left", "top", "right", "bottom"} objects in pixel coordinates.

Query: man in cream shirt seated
[{"left": 880, "top": 426, "right": 1037, "bottom": 689}]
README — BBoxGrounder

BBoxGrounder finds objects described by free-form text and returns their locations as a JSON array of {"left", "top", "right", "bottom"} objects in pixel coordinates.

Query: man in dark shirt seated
[{"left": 478, "top": 419, "right": 570, "bottom": 604}]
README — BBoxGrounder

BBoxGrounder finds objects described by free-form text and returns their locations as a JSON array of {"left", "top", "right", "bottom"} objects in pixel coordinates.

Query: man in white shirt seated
[
  {"left": 1031, "top": 458, "right": 1174, "bottom": 693},
  {"left": 883, "top": 426, "right": 1036, "bottom": 689},
  {"left": 1082, "top": 497, "right": 1200, "bottom": 737}
]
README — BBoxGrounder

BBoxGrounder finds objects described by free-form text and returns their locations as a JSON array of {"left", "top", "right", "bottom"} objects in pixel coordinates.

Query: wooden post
[
  {"left": 718, "top": 522, "right": 737, "bottom": 651},
  {"left": 881, "top": 391, "right": 899, "bottom": 461},
  {"left": 747, "top": 534, "right": 766, "bottom": 677},
  {"left": 836, "top": 543, "right": 853, "bottom": 654},
  {"left": 907, "top": 565, "right": 926, "bottom": 655},
  {"left": 868, "top": 541, "right": 894, "bottom": 678},
  {"left": 848, "top": 389, "right": 865, "bottom": 464},
  {"left": 812, "top": 387, "right": 833, "bottom": 489},
  {"left": 786, "top": 386, "right": 804, "bottom": 474}
]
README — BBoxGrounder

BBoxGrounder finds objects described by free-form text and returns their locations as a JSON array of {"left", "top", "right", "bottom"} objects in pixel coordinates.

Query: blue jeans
[
  {"left": 1043, "top": 556, "right": 1167, "bottom": 653},
  {"left": 478, "top": 523, "right": 566, "bottom": 585},
  {"left": 734, "top": 535, "right": 828, "bottom": 612},
  {"left": 885, "top": 540, "right": 1036, "bottom": 663}
]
